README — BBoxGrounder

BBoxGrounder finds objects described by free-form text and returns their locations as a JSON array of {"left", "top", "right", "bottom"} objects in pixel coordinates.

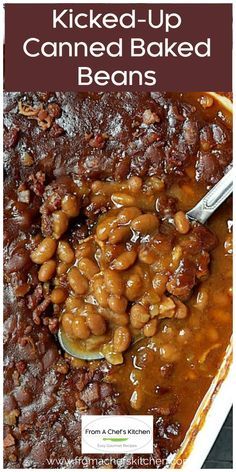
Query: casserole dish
[
  {"left": 3, "top": 90, "right": 232, "bottom": 469},
  {"left": 172, "top": 92, "right": 233, "bottom": 470}
]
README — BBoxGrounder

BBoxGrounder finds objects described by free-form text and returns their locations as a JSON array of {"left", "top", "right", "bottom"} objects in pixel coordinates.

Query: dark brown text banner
[{"left": 4, "top": 3, "right": 232, "bottom": 91}]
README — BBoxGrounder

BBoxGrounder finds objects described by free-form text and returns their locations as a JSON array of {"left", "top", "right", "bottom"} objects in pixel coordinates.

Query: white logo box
[{"left": 82, "top": 415, "right": 153, "bottom": 454}]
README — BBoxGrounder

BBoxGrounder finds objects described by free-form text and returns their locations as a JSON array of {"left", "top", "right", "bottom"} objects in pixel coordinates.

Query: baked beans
[
  {"left": 52, "top": 211, "right": 69, "bottom": 239},
  {"left": 113, "top": 326, "right": 131, "bottom": 353},
  {"left": 30, "top": 175, "right": 207, "bottom": 365},
  {"left": 38, "top": 259, "right": 56, "bottom": 282},
  {"left": 31, "top": 237, "right": 57, "bottom": 264},
  {"left": 68, "top": 267, "right": 89, "bottom": 295},
  {"left": 58, "top": 241, "right": 75, "bottom": 264},
  {"left": 61, "top": 194, "right": 80, "bottom": 217},
  {"left": 174, "top": 211, "right": 190, "bottom": 234}
]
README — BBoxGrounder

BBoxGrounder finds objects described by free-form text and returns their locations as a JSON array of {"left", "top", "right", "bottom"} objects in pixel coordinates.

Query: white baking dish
[
  {"left": 169, "top": 92, "right": 233, "bottom": 470},
  {"left": 172, "top": 342, "right": 233, "bottom": 469}
]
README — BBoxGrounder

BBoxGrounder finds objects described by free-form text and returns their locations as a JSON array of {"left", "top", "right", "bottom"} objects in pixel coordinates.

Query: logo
[{"left": 81, "top": 415, "right": 153, "bottom": 454}]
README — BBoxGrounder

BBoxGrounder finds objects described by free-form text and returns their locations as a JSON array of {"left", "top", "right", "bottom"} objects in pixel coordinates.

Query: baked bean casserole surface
[{"left": 4, "top": 92, "right": 232, "bottom": 468}]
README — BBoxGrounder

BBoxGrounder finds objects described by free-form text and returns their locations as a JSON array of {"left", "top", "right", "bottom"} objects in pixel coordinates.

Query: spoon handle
[{"left": 186, "top": 167, "right": 233, "bottom": 224}]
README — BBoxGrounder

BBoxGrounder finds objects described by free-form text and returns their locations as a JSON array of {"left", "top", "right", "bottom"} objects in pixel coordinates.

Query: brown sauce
[{"left": 110, "top": 201, "right": 232, "bottom": 431}]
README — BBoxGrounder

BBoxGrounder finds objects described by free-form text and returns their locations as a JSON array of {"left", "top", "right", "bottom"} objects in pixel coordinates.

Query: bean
[
  {"left": 38, "top": 259, "right": 56, "bottom": 282},
  {"left": 76, "top": 240, "right": 94, "bottom": 260},
  {"left": 111, "top": 250, "right": 137, "bottom": 271},
  {"left": 78, "top": 257, "right": 99, "bottom": 280},
  {"left": 174, "top": 211, "right": 190, "bottom": 234},
  {"left": 90, "top": 194, "right": 108, "bottom": 210},
  {"left": 110, "top": 312, "right": 129, "bottom": 326},
  {"left": 102, "top": 343, "right": 123, "bottom": 365},
  {"left": 131, "top": 214, "right": 159, "bottom": 234},
  {"left": 61, "top": 312, "right": 74, "bottom": 337},
  {"left": 61, "top": 194, "right": 80, "bottom": 217},
  {"left": 85, "top": 335, "right": 107, "bottom": 351},
  {"left": 128, "top": 176, "right": 142, "bottom": 193},
  {"left": 143, "top": 108, "right": 160, "bottom": 124},
  {"left": 130, "top": 304, "right": 150, "bottom": 329},
  {"left": 111, "top": 193, "right": 136, "bottom": 207},
  {"left": 91, "top": 180, "right": 120, "bottom": 195},
  {"left": 102, "top": 244, "right": 124, "bottom": 264},
  {"left": 146, "top": 176, "right": 165, "bottom": 192},
  {"left": 171, "top": 245, "right": 182, "bottom": 268},
  {"left": 109, "top": 226, "right": 130, "bottom": 244},
  {"left": 113, "top": 326, "right": 131, "bottom": 353},
  {"left": 93, "top": 277, "right": 109, "bottom": 307},
  {"left": 126, "top": 273, "right": 143, "bottom": 301},
  {"left": 159, "top": 297, "right": 176, "bottom": 318},
  {"left": 91, "top": 180, "right": 105, "bottom": 193},
  {"left": 224, "top": 234, "right": 232, "bottom": 254},
  {"left": 143, "top": 291, "right": 160, "bottom": 305},
  {"left": 72, "top": 316, "right": 90, "bottom": 339},
  {"left": 51, "top": 287, "right": 67, "bottom": 304},
  {"left": 199, "top": 95, "right": 214, "bottom": 109},
  {"left": 65, "top": 296, "right": 83, "bottom": 311},
  {"left": 139, "top": 247, "right": 156, "bottom": 264},
  {"left": 108, "top": 295, "right": 128, "bottom": 313},
  {"left": 134, "top": 195, "right": 155, "bottom": 212},
  {"left": 68, "top": 267, "right": 89, "bottom": 294},
  {"left": 149, "top": 304, "right": 159, "bottom": 318},
  {"left": 117, "top": 207, "right": 141, "bottom": 224},
  {"left": 159, "top": 343, "right": 180, "bottom": 362},
  {"left": 52, "top": 211, "right": 69, "bottom": 239},
  {"left": 143, "top": 318, "right": 157, "bottom": 338},
  {"left": 188, "top": 311, "right": 201, "bottom": 329},
  {"left": 86, "top": 313, "right": 106, "bottom": 336},
  {"left": 160, "top": 321, "right": 176, "bottom": 338},
  {"left": 130, "top": 388, "right": 143, "bottom": 411},
  {"left": 96, "top": 216, "right": 117, "bottom": 241},
  {"left": 152, "top": 274, "right": 168, "bottom": 295},
  {"left": 58, "top": 241, "right": 75, "bottom": 264},
  {"left": 57, "top": 261, "right": 70, "bottom": 276},
  {"left": 152, "top": 255, "right": 170, "bottom": 273},
  {"left": 175, "top": 299, "right": 188, "bottom": 319},
  {"left": 195, "top": 287, "right": 208, "bottom": 311},
  {"left": 31, "top": 237, "right": 57, "bottom": 264},
  {"left": 104, "top": 269, "right": 124, "bottom": 296},
  {"left": 177, "top": 327, "right": 192, "bottom": 345}
]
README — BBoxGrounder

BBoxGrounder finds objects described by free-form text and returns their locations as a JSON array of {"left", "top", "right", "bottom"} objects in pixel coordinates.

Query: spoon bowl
[{"left": 58, "top": 328, "right": 105, "bottom": 360}]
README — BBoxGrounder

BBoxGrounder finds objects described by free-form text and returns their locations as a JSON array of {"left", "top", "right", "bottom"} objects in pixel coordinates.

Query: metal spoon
[
  {"left": 186, "top": 166, "right": 233, "bottom": 224},
  {"left": 58, "top": 167, "right": 233, "bottom": 360}
]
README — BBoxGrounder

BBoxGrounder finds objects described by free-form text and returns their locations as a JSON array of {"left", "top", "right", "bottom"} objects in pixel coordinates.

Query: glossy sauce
[
  {"left": 109, "top": 191, "right": 232, "bottom": 452},
  {"left": 109, "top": 94, "right": 232, "bottom": 453}
]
